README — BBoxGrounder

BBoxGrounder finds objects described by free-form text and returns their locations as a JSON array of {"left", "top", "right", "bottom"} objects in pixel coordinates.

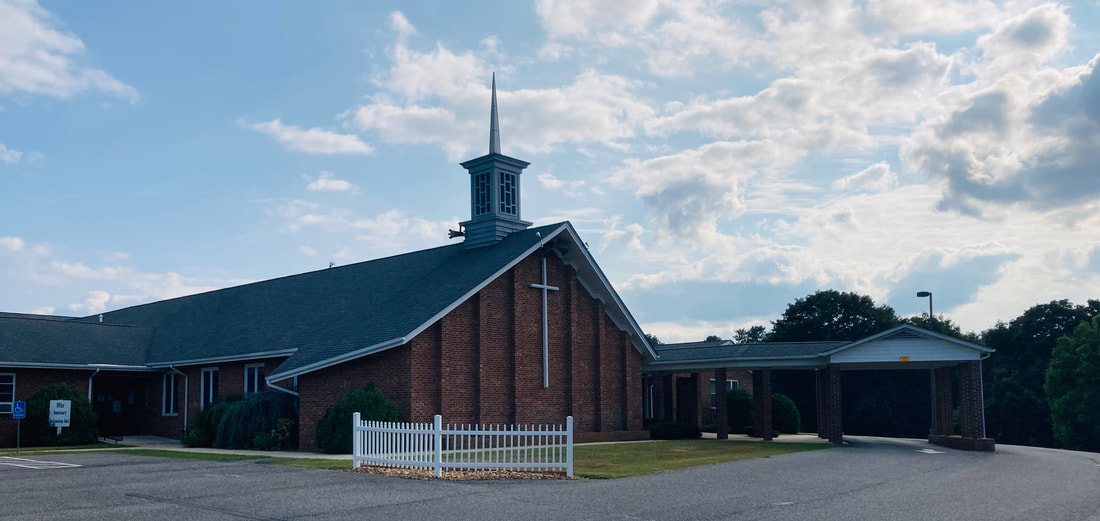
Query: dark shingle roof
[
  {"left": 653, "top": 341, "right": 848, "bottom": 363},
  {"left": 81, "top": 223, "right": 563, "bottom": 377},
  {"left": 0, "top": 315, "right": 151, "bottom": 366}
]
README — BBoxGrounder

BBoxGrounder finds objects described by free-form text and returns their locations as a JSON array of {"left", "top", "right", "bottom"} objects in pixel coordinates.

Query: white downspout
[
  {"left": 266, "top": 379, "right": 299, "bottom": 397},
  {"left": 168, "top": 366, "right": 188, "bottom": 431},
  {"left": 88, "top": 368, "right": 100, "bottom": 401}
]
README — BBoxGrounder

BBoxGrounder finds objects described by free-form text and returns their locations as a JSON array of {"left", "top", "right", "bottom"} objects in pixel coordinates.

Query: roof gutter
[
  {"left": 266, "top": 378, "right": 299, "bottom": 397},
  {"left": 167, "top": 365, "right": 188, "bottom": 431},
  {"left": 87, "top": 368, "right": 100, "bottom": 401},
  {"left": 266, "top": 337, "right": 405, "bottom": 382}
]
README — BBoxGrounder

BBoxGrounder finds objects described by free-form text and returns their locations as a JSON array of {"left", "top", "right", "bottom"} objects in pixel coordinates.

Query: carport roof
[{"left": 645, "top": 324, "right": 993, "bottom": 372}]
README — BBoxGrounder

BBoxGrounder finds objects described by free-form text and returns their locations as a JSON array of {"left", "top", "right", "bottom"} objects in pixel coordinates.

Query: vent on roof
[
  {"left": 887, "top": 330, "right": 922, "bottom": 340},
  {"left": 98, "top": 314, "right": 103, "bottom": 324}
]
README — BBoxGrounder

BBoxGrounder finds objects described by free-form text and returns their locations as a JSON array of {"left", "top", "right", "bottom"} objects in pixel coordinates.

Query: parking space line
[{"left": 0, "top": 457, "right": 82, "bottom": 469}]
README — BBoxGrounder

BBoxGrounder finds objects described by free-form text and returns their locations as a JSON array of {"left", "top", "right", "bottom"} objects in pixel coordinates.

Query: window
[
  {"left": 163, "top": 372, "right": 178, "bottom": 416},
  {"left": 498, "top": 171, "right": 517, "bottom": 215},
  {"left": 709, "top": 378, "right": 739, "bottom": 408},
  {"left": 473, "top": 172, "right": 491, "bottom": 215},
  {"left": 0, "top": 373, "right": 14, "bottom": 414},
  {"left": 245, "top": 364, "right": 265, "bottom": 395},
  {"left": 201, "top": 367, "right": 219, "bottom": 409}
]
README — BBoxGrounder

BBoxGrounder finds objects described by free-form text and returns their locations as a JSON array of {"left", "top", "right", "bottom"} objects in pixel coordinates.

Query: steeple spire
[{"left": 489, "top": 73, "right": 501, "bottom": 155}]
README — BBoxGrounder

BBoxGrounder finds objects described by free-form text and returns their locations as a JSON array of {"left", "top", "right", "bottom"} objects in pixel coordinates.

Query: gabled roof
[
  {"left": 644, "top": 324, "right": 993, "bottom": 372},
  {"left": 0, "top": 315, "right": 151, "bottom": 368},
  {"left": 818, "top": 323, "right": 993, "bottom": 356},
  {"left": 4, "top": 221, "right": 652, "bottom": 380}
]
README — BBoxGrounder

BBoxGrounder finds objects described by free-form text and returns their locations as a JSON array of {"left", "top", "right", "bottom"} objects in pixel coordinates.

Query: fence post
[
  {"left": 566, "top": 416, "right": 574, "bottom": 477},
  {"left": 433, "top": 415, "right": 443, "bottom": 478},
  {"left": 352, "top": 412, "right": 362, "bottom": 470}
]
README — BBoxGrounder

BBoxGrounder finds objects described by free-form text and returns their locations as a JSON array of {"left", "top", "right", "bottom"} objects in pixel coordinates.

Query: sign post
[
  {"left": 49, "top": 399, "right": 71, "bottom": 437},
  {"left": 12, "top": 401, "right": 25, "bottom": 453}
]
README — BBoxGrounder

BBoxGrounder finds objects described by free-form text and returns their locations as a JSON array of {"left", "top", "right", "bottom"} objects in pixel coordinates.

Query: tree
[
  {"left": 901, "top": 315, "right": 980, "bottom": 342},
  {"left": 704, "top": 335, "right": 723, "bottom": 342},
  {"left": 733, "top": 325, "right": 766, "bottom": 344},
  {"left": 767, "top": 290, "right": 900, "bottom": 342},
  {"left": 1046, "top": 315, "right": 1100, "bottom": 451},
  {"left": 767, "top": 290, "right": 901, "bottom": 434},
  {"left": 644, "top": 333, "right": 662, "bottom": 346},
  {"left": 982, "top": 299, "right": 1100, "bottom": 447}
]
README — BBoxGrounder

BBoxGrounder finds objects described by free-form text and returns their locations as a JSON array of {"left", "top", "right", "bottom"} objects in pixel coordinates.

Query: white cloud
[
  {"left": 538, "top": 172, "right": 563, "bottom": 189},
  {"left": 0, "top": 0, "right": 138, "bottom": 100},
  {"left": 30, "top": 306, "right": 54, "bottom": 314},
  {"left": 248, "top": 119, "right": 373, "bottom": 155},
  {"left": 298, "top": 246, "right": 316, "bottom": 256},
  {"left": 833, "top": 162, "right": 899, "bottom": 192},
  {"left": 68, "top": 290, "right": 110, "bottom": 313},
  {"left": 0, "top": 236, "right": 24, "bottom": 253},
  {"left": 304, "top": 171, "right": 358, "bottom": 193},
  {"left": 390, "top": 11, "right": 416, "bottom": 40},
  {"left": 0, "top": 143, "right": 22, "bottom": 164}
]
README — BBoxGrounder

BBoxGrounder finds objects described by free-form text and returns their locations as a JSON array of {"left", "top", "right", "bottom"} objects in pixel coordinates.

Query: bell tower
[{"left": 458, "top": 74, "right": 532, "bottom": 249}]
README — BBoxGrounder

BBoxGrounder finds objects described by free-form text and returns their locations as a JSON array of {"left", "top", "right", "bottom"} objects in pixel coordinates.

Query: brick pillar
[
  {"left": 934, "top": 367, "right": 954, "bottom": 436},
  {"left": 959, "top": 361, "right": 983, "bottom": 439},
  {"left": 690, "top": 372, "right": 701, "bottom": 425},
  {"left": 815, "top": 369, "right": 826, "bottom": 439},
  {"left": 752, "top": 368, "right": 773, "bottom": 440},
  {"left": 715, "top": 367, "right": 729, "bottom": 439},
  {"left": 824, "top": 364, "right": 843, "bottom": 444},
  {"left": 660, "top": 373, "right": 673, "bottom": 422}
]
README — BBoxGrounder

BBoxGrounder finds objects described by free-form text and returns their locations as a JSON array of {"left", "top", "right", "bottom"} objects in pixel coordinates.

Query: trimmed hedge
[
  {"left": 21, "top": 383, "right": 98, "bottom": 447},
  {"left": 646, "top": 421, "right": 702, "bottom": 440},
  {"left": 727, "top": 388, "right": 754, "bottom": 434},
  {"left": 772, "top": 393, "right": 801, "bottom": 434},
  {"left": 315, "top": 383, "right": 398, "bottom": 454}
]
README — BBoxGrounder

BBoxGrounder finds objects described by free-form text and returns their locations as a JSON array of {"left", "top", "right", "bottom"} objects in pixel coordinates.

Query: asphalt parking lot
[{"left": 3, "top": 437, "right": 1099, "bottom": 521}]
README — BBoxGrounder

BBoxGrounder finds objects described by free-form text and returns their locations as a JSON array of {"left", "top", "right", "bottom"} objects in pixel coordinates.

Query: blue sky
[{"left": 2, "top": 0, "right": 1099, "bottom": 341}]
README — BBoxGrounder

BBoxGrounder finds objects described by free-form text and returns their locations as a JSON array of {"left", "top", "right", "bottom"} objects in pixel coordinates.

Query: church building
[{"left": 0, "top": 78, "right": 656, "bottom": 448}]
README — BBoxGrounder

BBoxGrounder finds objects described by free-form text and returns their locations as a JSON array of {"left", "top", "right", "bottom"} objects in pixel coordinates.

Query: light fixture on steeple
[{"left": 456, "top": 74, "right": 532, "bottom": 248}]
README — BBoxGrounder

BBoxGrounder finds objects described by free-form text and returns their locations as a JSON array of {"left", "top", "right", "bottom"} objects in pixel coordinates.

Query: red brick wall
[
  {"left": 298, "top": 347, "right": 411, "bottom": 449},
  {"left": 294, "top": 249, "right": 647, "bottom": 449},
  {"left": 0, "top": 369, "right": 90, "bottom": 446}
]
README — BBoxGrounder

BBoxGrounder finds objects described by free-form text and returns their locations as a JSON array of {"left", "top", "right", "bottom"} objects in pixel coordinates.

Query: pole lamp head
[{"left": 916, "top": 291, "right": 932, "bottom": 297}]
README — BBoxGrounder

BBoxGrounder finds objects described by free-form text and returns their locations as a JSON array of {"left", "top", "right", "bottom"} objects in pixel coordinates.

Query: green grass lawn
[
  {"left": 259, "top": 458, "right": 352, "bottom": 471},
  {"left": 573, "top": 440, "right": 831, "bottom": 478},
  {"left": 114, "top": 449, "right": 268, "bottom": 462}
]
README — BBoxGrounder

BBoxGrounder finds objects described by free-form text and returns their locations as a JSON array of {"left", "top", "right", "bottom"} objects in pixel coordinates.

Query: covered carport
[{"left": 642, "top": 324, "right": 996, "bottom": 450}]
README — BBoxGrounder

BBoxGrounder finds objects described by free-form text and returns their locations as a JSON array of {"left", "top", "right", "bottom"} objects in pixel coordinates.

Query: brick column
[
  {"left": 823, "top": 364, "right": 843, "bottom": 444},
  {"left": 934, "top": 366, "right": 954, "bottom": 436},
  {"left": 815, "top": 369, "right": 826, "bottom": 439},
  {"left": 959, "top": 361, "right": 983, "bottom": 439},
  {"left": 660, "top": 373, "right": 673, "bottom": 422},
  {"left": 752, "top": 368, "right": 773, "bottom": 440},
  {"left": 689, "top": 372, "right": 701, "bottom": 425},
  {"left": 715, "top": 367, "right": 729, "bottom": 439}
]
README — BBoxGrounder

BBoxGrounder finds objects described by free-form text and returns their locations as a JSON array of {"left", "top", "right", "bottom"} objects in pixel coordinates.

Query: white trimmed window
[
  {"left": 0, "top": 373, "right": 14, "bottom": 414},
  {"left": 710, "top": 378, "right": 739, "bottom": 408},
  {"left": 163, "top": 372, "right": 179, "bottom": 416},
  {"left": 200, "top": 367, "right": 219, "bottom": 409},
  {"left": 244, "top": 364, "right": 265, "bottom": 395}
]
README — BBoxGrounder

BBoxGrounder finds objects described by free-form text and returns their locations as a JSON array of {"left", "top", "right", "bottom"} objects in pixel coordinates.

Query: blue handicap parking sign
[{"left": 12, "top": 401, "right": 26, "bottom": 419}]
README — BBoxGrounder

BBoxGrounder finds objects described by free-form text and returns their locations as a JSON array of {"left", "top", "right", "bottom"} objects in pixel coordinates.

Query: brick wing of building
[{"left": 0, "top": 78, "right": 658, "bottom": 449}]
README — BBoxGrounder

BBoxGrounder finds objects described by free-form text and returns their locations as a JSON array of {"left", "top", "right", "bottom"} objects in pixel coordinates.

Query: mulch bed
[{"left": 352, "top": 465, "right": 582, "bottom": 481}]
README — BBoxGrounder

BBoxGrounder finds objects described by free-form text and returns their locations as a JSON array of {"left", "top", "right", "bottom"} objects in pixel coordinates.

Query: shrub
[
  {"left": 315, "top": 383, "right": 398, "bottom": 454},
  {"left": 646, "top": 421, "right": 702, "bottom": 440},
  {"left": 700, "top": 423, "right": 717, "bottom": 433},
  {"left": 182, "top": 397, "right": 238, "bottom": 448},
  {"left": 727, "top": 388, "right": 754, "bottom": 434},
  {"left": 744, "top": 425, "right": 779, "bottom": 438},
  {"left": 21, "top": 383, "right": 98, "bottom": 447},
  {"left": 772, "top": 393, "right": 801, "bottom": 434},
  {"left": 212, "top": 392, "right": 297, "bottom": 450}
]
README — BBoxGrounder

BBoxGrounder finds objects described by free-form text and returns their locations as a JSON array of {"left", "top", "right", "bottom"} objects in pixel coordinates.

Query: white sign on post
[{"left": 49, "top": 400, "right": 71, "bottom": 435}]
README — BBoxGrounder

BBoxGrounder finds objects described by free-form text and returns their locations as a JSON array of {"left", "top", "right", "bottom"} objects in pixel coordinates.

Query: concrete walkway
[{"left": 700, "top": 432, "right": 832, "bottom": 444}]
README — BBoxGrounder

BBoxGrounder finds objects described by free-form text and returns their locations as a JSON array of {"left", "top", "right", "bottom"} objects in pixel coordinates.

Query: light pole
[
  {"left": 917, "top": 291, "right": 933, "bottom": 317},
  {"left": 918, "top": 291, "right": 934, "bottom": 436}
]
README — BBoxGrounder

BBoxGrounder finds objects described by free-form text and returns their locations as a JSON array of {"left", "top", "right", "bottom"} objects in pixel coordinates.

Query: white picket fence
[{"left": 352, "top": 414, "right": 573, "bottom": 477}]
